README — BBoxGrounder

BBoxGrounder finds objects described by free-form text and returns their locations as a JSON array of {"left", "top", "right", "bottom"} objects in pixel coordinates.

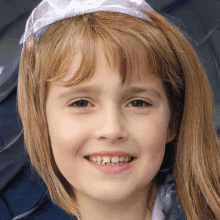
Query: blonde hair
[{"left": 17, "top": 9, "right": 220, "bottom": 220}]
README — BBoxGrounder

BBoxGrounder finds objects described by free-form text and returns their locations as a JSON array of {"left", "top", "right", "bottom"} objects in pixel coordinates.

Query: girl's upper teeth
[{"left": 89, "top": 155, "right": 132, "bottom": 163}]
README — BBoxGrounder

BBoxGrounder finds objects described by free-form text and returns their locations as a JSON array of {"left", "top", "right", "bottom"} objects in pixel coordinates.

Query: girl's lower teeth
[{"left": 89, "top": 159, "right": 132, "bottom": 166}]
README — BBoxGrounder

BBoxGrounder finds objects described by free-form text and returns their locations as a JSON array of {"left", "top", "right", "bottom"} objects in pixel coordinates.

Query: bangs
[{"left": 39, "top": 12, "right": 162, "bottom": 89}]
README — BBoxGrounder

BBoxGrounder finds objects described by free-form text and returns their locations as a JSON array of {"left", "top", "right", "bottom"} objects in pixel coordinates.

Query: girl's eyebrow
[{"left": 57, "top": 85, "right": 162, "bottom": 100}]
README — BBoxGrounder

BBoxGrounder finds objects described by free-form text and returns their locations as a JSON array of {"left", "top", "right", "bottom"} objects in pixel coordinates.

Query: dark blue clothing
[
  {"left": 0, "top": 166, "right": 77, "bottom": 220},
  {"left": 0, "top": 163, "right": 77, "bottom": 220}
]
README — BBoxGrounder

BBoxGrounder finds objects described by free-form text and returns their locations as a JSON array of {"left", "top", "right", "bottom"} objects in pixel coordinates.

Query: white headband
[{"left": 20, "top": 0, "right": 154, "bottom": 46}]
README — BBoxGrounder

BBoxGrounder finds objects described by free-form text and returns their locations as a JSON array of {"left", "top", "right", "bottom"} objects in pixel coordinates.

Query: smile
[
  {"left": 84, "top": 155, "right": 135, "bottom": 165},
  {"left": 84, "top": 156, "right": 137, "bottom": 174}
]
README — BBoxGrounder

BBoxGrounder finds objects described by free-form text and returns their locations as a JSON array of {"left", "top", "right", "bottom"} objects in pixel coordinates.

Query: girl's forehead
[{"left": 56, "top": 72, "right": 162, "bottom": 99}]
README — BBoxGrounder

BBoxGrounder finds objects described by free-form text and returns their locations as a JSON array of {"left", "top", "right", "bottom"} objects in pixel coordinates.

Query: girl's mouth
[
  {"left": 84, "top": 155, "right": 136, "bottom": 166},
  {"left": 83, "top": 156, "right": 137, "bottom": 174}
]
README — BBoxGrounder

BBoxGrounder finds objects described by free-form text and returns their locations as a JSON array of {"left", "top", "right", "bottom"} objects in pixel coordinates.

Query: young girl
[{"left": 17, "top": 0, "right": 220, "bottom": 219}]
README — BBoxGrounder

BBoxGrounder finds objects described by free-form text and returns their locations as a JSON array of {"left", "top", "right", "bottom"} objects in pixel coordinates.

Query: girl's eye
[{"left": 68, "top": 99, "right": 152, "bottom": 109}]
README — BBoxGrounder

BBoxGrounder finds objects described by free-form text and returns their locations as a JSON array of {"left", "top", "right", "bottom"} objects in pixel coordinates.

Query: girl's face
[{"left": 46, "top": 44, "right": 175, "bottom": 206}]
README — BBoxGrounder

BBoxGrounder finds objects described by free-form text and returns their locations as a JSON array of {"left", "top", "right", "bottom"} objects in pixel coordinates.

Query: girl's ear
[
  {"left": 166, "top": 128, "right": 177, "bottom": 144},
  {"left": 166, "top": 109, "right": 179, "bottom": 144}
]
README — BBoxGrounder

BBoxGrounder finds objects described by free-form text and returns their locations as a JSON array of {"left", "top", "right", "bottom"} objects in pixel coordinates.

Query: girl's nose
[{"left": 94, "top": 107, "right": 128, "bottom": 142}]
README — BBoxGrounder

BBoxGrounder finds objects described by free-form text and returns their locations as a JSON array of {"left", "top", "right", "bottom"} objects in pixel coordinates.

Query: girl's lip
[{"left": 84, "top": 151, "right": 137, "bottom": 158}]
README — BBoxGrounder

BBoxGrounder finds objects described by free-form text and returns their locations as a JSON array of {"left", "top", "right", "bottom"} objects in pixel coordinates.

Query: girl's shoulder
[{"left": 0, "top": 163, "right": 77, "bottom": 220}]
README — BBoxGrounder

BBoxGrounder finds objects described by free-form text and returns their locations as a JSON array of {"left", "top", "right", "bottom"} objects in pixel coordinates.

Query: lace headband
[{"left": 20, "top": 0, "right": 154, "bottom": 46}]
